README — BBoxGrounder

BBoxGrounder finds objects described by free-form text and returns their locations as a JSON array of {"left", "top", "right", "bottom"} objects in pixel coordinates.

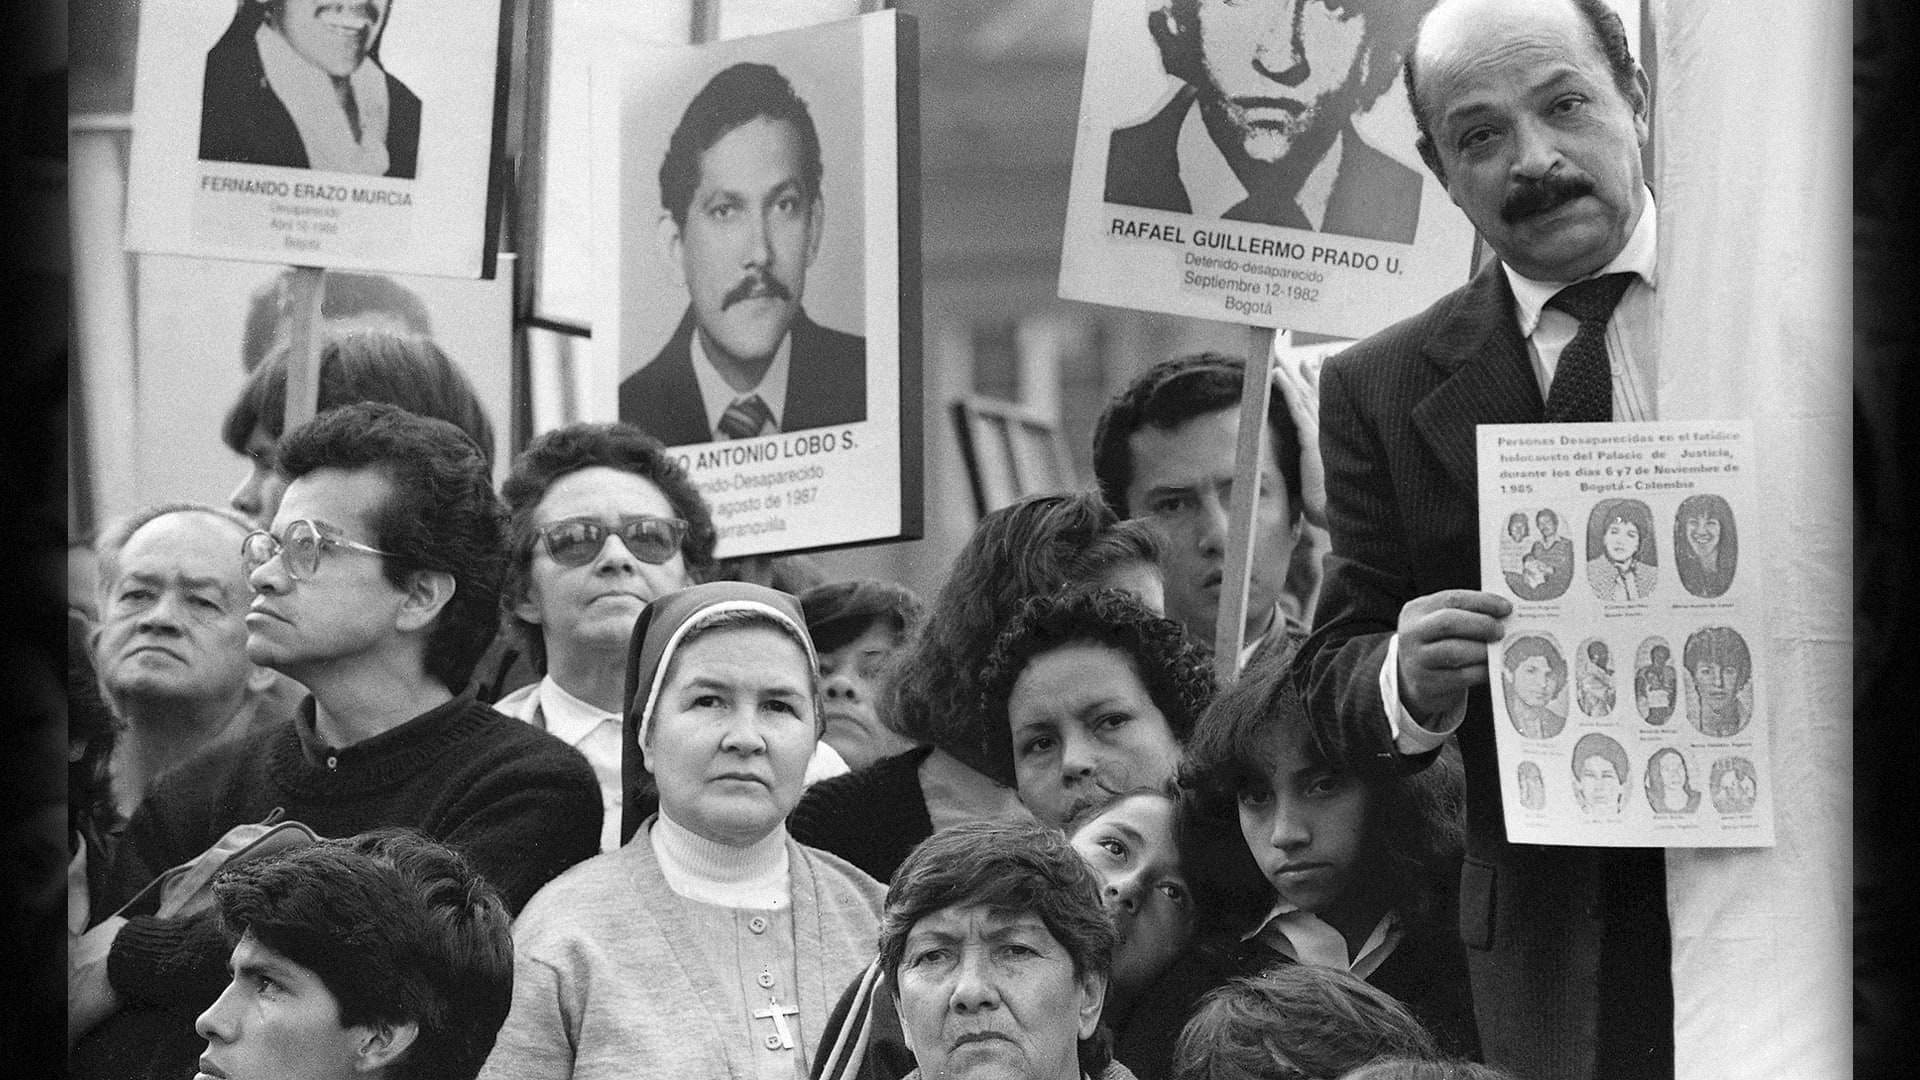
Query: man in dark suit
[
  {"left": 1298, "top": 1, "right": 1668, "bottom": 1078},
  {"left": 199, "top": 0, "right": 421, "bottom": 179},
  {"left": 1104, "top": 0, "right": 1435, "bottom": 242},
  {"left": 619, "top": 63, "right": 866, "bottom": 447}
]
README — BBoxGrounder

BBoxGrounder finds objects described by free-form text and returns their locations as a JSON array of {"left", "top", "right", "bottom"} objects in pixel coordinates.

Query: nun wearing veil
[{"left": 481, "top": 582, "right": 885, "bottom": 1078}]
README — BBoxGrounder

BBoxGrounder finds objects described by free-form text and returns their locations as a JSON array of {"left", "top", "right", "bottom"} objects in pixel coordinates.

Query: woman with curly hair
[
  {"left": 978, "top": 587, "right": 1213, "bottom": 827},
  {"left": 1175, "top": 646, "right": 1479, "bottom": 1063},
  {"left": 790, "top": 493, "right": 1163, "bottom": 883}
]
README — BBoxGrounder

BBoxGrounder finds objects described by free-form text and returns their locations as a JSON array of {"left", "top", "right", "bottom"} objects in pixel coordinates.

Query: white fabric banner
[{"left": 1650, "top": 3, "right": 1851, "bottom": 1077}]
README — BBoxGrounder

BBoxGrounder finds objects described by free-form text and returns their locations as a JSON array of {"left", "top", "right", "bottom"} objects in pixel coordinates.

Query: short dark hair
[
  {"left": 799, "top": 578, "right": 926, "bottom": 655},
  {"left": 979, "top": 587, "right": 1215, "bottom": 785},
  {"left": 211, "top": 828, "right": 514, "bottom": 1080},
  {"left": 1502, "top": 634, "right": 1567, "bottom": 684},
  {"left": 499, "top": 422, "right": 717, "bottom": 671},
  {"left": 1406, "top": 0, "right": 1642, "bottom": 179},
  {"left": 1587, "top": 498, "right": 1658, "bottom": 565},
  {"left": 69, "top": 608, "right": 122, "bottom": 843},
  {"left": 1154, "top": 0, "right": 1433, "bottom": 115},
  {"left": 277, "top": 402, "right": 508, "bottom": 693},
  {"left": 240, "top": 270, "right": 433, "bottom": 373},
  {"left": 884, "top": 492, "right": 1120, "bottom": 775},
  {"left": 1092, "top": 353, "right": 1303, "bottom": 522},
  {"left": 1179, "top": 648, "right": 1464, "bottom": 922},
  {"left": 658, "top": 62, "right": 823, "bottom": 227},
  {"left": 1171, "top": 964, "right": 1442, "bottom": 1080},
  {"left": 1682, "top": 626, "right": 1752, "bottom": 685},
  {"left": 222, "top": 330, "right": 496, "bottom": 471},
  {"left": 879, "top": 819, "right": 1115, "bottom": 990}
]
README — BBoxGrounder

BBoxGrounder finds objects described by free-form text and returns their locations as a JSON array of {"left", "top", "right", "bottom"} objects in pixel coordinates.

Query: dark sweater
[
  {"left": 72, "top": 691, "right": 601, "bottom": 1080},
  {"left": 788, "top": 745, "right": 936, "bottom": 884}
]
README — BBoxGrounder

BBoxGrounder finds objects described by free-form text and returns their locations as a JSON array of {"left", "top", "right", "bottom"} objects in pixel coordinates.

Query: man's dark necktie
[
  {"left": 717, "top": 394, "right": 777, "bottom": 440},
  {"left": 1542, "top": 272, "right": 1637, "bottom": 422}
]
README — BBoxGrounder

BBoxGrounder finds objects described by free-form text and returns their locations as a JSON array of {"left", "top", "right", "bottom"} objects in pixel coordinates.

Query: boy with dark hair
[{"left": 197, "top": 829, "right": 514, "bottom": 1080}]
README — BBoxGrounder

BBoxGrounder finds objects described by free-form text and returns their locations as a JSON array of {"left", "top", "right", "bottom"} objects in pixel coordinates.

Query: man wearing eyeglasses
[
  {"left": 69, "top": 403, "right": 600, "bottom": 1080},
  {"left": 496, "top": 422, "right": 848, "bottom": 850}
]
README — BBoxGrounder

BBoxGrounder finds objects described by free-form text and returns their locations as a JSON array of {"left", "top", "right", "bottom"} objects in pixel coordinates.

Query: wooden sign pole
[
  {"left": 1212, "top": 325, "right": 1278, "bottom": 683},
  {"left": 282, "top": 265, "right": 328, "bottom": 432}
]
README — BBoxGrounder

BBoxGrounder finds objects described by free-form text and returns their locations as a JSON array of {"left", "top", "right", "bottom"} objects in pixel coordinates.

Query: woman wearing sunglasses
[{"left": 495, "top": 422, "right": 718, "bottom": 851}]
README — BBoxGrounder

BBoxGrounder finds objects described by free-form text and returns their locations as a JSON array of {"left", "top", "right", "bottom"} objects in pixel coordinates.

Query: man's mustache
[
  {"left": 1501, "top": 173, "right": 1595, "bottom": 223},
  {"left": 722, "top": 271, "right": 793, "bottom": 310}
]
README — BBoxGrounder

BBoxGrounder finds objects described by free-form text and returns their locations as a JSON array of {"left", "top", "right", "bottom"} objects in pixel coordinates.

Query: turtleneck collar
[{"left": 648, "top": 809, "right": 790, "bottom": 909}]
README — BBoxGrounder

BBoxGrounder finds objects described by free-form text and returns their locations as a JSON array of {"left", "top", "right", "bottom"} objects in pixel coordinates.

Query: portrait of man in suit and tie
[
  {"left": 199, "top": 0, "right": 422, "bottom": 179},
  {"left": 1104, "top": 0, "right": 1434, "bottom": 241},
  {"left": 619, "top": 62, "right": 867, "bottom": 447}
]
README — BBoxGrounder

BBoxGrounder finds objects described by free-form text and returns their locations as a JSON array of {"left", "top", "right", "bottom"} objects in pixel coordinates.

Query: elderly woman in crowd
[
  {"left": 481, "top": 582, "right": 885, "bottom": 1078},
  {"left": 878, "top": 820, "right": 1133, "bottom": 1080},
  {"left": 979, "top": 588, "right": 1211, "bottom": 828},
  {"left": 791, "top": 492, "right": 1163, "bottom": 883}
]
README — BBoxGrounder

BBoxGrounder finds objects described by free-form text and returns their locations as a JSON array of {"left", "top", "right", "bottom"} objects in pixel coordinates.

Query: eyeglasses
[
  {"left": 242, "top": 519, "right": 401, "bottom": 580},
  {"left": 535, "top": 516, "right": 687, "bottom": 567}
]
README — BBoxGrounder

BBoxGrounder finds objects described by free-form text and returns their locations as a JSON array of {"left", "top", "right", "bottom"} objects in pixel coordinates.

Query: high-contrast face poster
[
  {"left": 125, "top": 1, "right": 511, "bottom": 278},
  {"left": 1059, "top": 0, "right": 1477, "bottom": 338},
  {"left": 591, "top": 11, "right": 921, "bottom": 559}
]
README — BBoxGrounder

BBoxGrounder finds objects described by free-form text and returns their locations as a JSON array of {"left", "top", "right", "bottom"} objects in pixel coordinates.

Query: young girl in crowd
[{"left": 1178, "top": 648, "right": 1480, "bottom": 1062}]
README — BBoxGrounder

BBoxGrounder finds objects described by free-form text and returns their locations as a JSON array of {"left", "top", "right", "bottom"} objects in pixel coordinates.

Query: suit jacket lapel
[{"left": 1411, "top": 261, "right": 1544, "bottom": 493}]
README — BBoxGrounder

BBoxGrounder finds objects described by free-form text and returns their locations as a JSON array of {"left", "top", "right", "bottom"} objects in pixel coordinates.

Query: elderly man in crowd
[
  {"left": 195, "top": 829, "right": 514, "bottom": 1080},
  {"left": 1106, "top": 0, "right": 1436, "bottom": 241},
  {"left": 69, "top": 403, "right": 600, "bottom": 1080},
  {"left": 1094, "top": 353, "right": 1308, "bottom": 670},
  {"left": 90, "top": 504, "right": 289, "bottom": 818},
  {"left": 1299, "top": 0, "right": 1670, "bottom": 1075},
  {"left": 880, "top": 819, "right": 1132, "bottom": 1080}
]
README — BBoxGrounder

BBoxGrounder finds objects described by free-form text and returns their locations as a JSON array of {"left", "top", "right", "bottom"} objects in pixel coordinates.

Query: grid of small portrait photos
[{"left": 1478, "top": 420, "right": 1771, "bottom": 847}]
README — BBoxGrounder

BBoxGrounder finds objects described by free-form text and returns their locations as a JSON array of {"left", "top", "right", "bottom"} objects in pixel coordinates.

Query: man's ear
[
  {"left": 351, "top": 1019, "right": 419, "bottom": 1074},
  {"left": 657, "top": 212, "right": 687, "bottom": 289},
  {"left": 1628, "top": 64, "right": 1653, "bottom": 145},
  {"left": 1416, "top": 132, "right": 1446, "bottom": 184},
  {"left": 394, "top": 570, "right": 456, "bottom": 635},
  {"left": 1074, "top": 969, "right": 1108, "bottom": 1040},
  {"left": 803, "top": 195, "right": 825, "bottom": 268},
  {"left": 1145, "top": 5, "right": 1190, "bottom": 78}
]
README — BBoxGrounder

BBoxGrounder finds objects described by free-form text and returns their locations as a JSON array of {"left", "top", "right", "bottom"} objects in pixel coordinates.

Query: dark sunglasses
[{"left": 536, "top": 516, "right": 687, "bottom": 567}]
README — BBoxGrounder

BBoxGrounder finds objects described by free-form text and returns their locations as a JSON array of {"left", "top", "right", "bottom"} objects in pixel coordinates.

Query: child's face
[
  {"left": 1069, "top": 792, "right": 1196, "bottom": 999},
  {"left": 1235, "top": 721, "right": 1373, "bottom": 919}
]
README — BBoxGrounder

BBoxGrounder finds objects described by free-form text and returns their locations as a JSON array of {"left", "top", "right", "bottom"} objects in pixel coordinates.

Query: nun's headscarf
[{"left": 618, "top": 582, "right": 818, "bottom": 845}]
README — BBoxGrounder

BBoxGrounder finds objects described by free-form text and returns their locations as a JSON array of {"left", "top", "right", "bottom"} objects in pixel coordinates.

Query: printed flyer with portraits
[
  {"left": 125, "top": 1, "right": 511, "bottom": 278},
  {"left": 590, "top": 11, "right": 921, "bottom": 559},
  {"left": 1057, "top": 0, "right": 1478, "bottom": 339},
  {"left": 1479, "top": 421, "right": 1771, "bottom": 848}
]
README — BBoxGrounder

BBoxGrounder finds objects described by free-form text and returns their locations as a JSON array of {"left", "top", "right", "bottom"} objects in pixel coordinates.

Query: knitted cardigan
[
  {"left": 481, "top": 819, "right": 886, "bottom": 1079},
  {"left": 73, "top": 692, "right": 602, "bottom": 1080}
]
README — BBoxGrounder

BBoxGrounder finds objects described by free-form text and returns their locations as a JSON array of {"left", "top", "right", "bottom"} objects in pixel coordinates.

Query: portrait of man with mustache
[
  {"left": 199, "top": 0, "right": 422, "bottom": 179},
  {"left": 619, "top": 62, "right": 867, "bottom": 448},
  {"left": 1103, "top": 0, "right": 1434, "bottom": 242}
]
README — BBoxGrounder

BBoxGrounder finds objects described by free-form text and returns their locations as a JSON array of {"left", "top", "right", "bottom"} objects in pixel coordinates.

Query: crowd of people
[{"left": 64, "top": 1, "right": 1688, "bottom": 1078}]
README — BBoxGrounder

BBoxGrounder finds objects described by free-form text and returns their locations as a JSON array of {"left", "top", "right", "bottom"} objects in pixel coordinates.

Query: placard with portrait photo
[
  {"left": 589, "top": 10, "right": 921, "bottom": 559},
  {"left": 1477, "top": 420, "right": 1772, "bottom": 847},
  {"left": 1056, "top": 0, "right": 1477, "bottom": 338},
  {"left": 125, "top": 1, "right": 511, "bottom": 278}
]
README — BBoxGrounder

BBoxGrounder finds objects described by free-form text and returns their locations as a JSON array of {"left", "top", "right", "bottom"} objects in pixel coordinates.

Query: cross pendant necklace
[{"left": 753, "top": 995, "right": 799, "bottom": 1050}]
